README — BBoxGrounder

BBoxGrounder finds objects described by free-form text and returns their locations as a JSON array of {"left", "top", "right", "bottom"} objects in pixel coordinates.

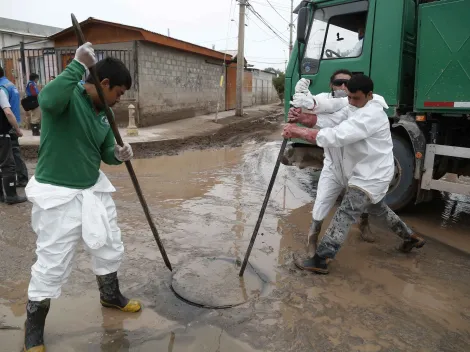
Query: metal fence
[{"left": 1, "top": 47, "right": 137, "bottom": 100}]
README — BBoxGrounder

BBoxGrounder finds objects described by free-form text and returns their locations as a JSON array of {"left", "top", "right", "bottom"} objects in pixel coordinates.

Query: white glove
[
  {"left": 290, "top": 92, "right": 316, "bottom": 110},
  {"left": 295, "top": 78, "right": 311, "bottom": 94},
  {"left": 114, "top": 142, "right": 133, "bottom": 162},
  {"left": 74, "top": 42, "right": 97, "bottom": 69}
]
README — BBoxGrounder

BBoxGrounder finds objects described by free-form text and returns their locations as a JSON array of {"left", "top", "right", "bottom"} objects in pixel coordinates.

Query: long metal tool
[
  {"left": 71, "top": 14, "right": 172, "bottom": 271},
  {"left": 239, "top": 33, "right": 304, "bottom": 277},
  {"left": 238, "top": 138, "right": 287, "bottom": 276}
]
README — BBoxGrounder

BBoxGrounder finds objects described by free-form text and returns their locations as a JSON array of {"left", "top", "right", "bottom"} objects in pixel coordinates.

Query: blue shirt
[
  {"left": 26, "top": 80, "right": 39, "bottom": 97},
  {"left": 0, "top": 76, "right": 21, "bottom": 123}
]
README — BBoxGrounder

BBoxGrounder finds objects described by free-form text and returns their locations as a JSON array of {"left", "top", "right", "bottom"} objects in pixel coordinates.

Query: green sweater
[{"left": 35, "top": 60, "right": 121, "bottom": 189}]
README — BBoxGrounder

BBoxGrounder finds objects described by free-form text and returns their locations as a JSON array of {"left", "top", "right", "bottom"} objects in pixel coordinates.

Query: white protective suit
[
  {"left": 313, "top": 93, "right": 394, "bottom": 204},
  {"left": 309, "top": 93, "right": 350, "bottom": 221},
  {"left": 25, "top": 171, "right": 124, "bottom": 301},
  {"left": 345, "top": 38, "right": 363, "bottom": 58}
]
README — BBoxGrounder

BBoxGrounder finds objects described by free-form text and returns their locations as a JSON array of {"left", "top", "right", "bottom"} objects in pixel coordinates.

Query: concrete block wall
[
  {"left": 252, "top": 70, "right": 280, "bottom": 106},
  {"left": 137, "top": 41, "right": 226, "bottom": 126}
]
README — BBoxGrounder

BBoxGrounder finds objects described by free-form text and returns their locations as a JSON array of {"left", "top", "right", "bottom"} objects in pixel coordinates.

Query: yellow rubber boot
[
  {"left": 24, "top": 346, "right": 45, "bottom": 352},
  {"left": 24, "top": 299, "right": 50, "bottom": 352},
  {"left": 96, "top": 272, "right": 142, "bottom": 313}
]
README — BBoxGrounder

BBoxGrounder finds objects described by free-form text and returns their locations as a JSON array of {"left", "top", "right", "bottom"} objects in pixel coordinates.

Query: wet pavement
[{"left": 1, "top": 140, "right": 470, "bottom": 351}]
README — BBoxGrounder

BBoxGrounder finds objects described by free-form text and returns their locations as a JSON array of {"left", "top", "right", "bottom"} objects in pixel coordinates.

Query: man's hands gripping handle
[{"left": 74, "top": 42, "right": 97, "bottom": 70}]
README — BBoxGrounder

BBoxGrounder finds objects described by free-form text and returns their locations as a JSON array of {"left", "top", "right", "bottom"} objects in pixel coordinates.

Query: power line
[
  {"left": 249, "top": 0, "right": 291, "bottom": 10},
  {"left": 247, "top": 11, "right": 288, "bottom": 45},
  {"left": 247, "top": 55, "right": 286, "bottom": 59},
  {"left": 252, "top": 26, "right": 289, "bottom": 42},
  {"left": 265, "top": 0, "right": 292, "bottom": 7},
  {"left": 266, "top": 0, "right": 290, "bottom": 24},
  {"left": 198, "top": 36, "right": 238, "bottom": 44},
  {"left": 249, "top": 3, "right": 289, "bottom": 41},
  {"left": 247, "top": 3, "right": 289, "bottom": 44},
  {"left": 248, "top": 60, "right": 286, "bottom": 64}
]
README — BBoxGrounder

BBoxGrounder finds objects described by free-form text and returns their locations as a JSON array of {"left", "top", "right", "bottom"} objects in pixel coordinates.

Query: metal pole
[
  {"left": 289, "top": 0, "right": 294, "bottom": 57},
  {"left": 71, "top": 14, "right": 172, "bottom": 272},
  {"left": 20, "top": 42, "right": 27, "bottom": 89},
  {"left": 239, "top": 139, "right": 288, "bottom": 276},
  {"left": 235, "top": 0, "right": 246, "bottom": 116}
]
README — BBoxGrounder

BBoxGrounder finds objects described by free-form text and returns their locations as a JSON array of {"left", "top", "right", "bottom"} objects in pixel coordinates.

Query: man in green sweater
[{"left": 24, "top": 42, "right": 140, "bottom": 352}]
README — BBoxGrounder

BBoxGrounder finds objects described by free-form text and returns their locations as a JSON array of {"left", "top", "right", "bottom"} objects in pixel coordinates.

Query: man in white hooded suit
[{"left": 283, "top": 74, "right": 425, "bottom": 274}]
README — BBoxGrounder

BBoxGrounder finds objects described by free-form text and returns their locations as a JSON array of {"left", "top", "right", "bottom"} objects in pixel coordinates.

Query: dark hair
[
  {"left": 29, "top": 73, "right": 39, "bottom": 81},
  {"left": 347, "top": 74, "right": 374, "bottom": 95},
  {"left": 0, "top": 66, "right": 4, "bottom": 77},
  {"left": 86, "top": 57, "right": 132, "bottom": 90},
  {"left": 330, "top": 69, "right": 352, "bottom": 83}
]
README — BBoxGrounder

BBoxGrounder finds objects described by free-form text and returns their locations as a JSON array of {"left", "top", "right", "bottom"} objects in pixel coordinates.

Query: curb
[{"left": 21, "top": 110, "right": 284, "bottom": 160}]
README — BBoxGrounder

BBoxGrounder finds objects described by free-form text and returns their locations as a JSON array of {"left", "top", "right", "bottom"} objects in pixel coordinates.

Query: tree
[
  {"left": 272, "top": 72, "right": 285, "bottom": 103},
  {"left": 265, "top": 67, "right": 283, "bottom": 75}
]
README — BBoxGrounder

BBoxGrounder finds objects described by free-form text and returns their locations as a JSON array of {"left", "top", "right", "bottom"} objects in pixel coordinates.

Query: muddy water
[{"left": 1, "top": 141, "right": 470, "bottom": 351}]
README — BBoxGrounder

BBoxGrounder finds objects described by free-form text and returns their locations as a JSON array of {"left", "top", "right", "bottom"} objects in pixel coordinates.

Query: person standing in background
[
  {"left": 0, "top": 66, "right": 27, "bottom": 204},
  {"left": 0, "top": 66, "right": 29, "bottom": 187},
  {"left": 26, "top": 73, "right": 41, "bottom": 136}
]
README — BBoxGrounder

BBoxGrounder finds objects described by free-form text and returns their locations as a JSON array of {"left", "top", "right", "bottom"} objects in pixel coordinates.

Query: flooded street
[{"left": 1, "top": 140, "right": 470, "bottom": 351}]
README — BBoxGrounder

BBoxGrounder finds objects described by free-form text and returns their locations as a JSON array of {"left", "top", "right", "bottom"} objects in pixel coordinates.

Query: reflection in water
[
  {"left": 100, "top": 311, "right": 130, "bottom": 351},
  {"left": 168, "top": 331, "right": 175, "bottom": 352}
]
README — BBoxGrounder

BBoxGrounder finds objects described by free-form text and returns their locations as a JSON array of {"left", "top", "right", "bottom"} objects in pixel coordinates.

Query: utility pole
[
  {"left": 288, "top": 0, "right": 294, "bottom": 57},
  {"left": 236, "top": 0, "right": 247, "bottom": 116}
]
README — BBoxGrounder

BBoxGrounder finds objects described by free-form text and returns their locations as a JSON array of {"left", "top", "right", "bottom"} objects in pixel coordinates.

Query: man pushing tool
[
  {"left": 290, "top": 69, "right": 376, "bottom": 257},
  {"left": 283, "top": 74, "right": 425, "bottom": 274},
  {"left": 24, "top": 42, "right": 141, "bottom": 352}
]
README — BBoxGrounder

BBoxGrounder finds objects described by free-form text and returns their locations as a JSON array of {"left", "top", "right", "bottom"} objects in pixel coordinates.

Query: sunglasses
[{"left": 332, "top": 79, "right": 349, "bottom": 86}]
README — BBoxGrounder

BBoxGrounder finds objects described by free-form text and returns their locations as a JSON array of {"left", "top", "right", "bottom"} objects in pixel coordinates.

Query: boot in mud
[
  {"left": 307, "top": 220, "right": 323, "bottom": 256},
  {"left": 0, "top": 182, "right": 4, "bottom": 202},
  {"left": 398, "top": 234, "right": 426, "bottom": 253},
  {"left": 24, "top": 299, "right": 50, "bottom": 352},
  {"left": 96, "top": 272, "right": 142, "bottom": 313},
  {"left": 358, "top": 213, "right": 376, "bottom": 243},
  {"left": 295, "top": 254, "right": 329, "bottom": 275},
  {"left": 31, "top": 124, "right": 40, "bottom": 137},
  {"left": 3, "top": 175, "right": 27, "bottom": 204}
]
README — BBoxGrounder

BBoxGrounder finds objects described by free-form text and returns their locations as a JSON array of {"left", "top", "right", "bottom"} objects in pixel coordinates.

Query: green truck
[{"left": 284, "top": 0, "right": 470, "bottom": 210}]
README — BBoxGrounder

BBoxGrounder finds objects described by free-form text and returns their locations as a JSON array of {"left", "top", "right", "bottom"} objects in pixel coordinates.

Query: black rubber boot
[
  {"left": 358, "top": 213, "right": 376, "bottom": 243},
  {"left": 399, "top": 234, "right": 426, "bottom": 253},
  {"left": 295, "top": 254, "right": 329, "bottom": 275},
  {"left": 307, "top": 220, "right": 323, "bottom": 256},
  {"left": 3, "top": 175, "right": 27, "bottom": 204},
  {"left": 17, "top": 178, "right": 28, "bottom": 187},
  {"left": 96, "top": 272, "right": 141, "bottom": 313},
  {"left": 31, "top": 124, "right": 40, "bottom": 137},
  {"left": 24, "top": 299, "right": 50, "bottom": 352},
  {"left": 0, "top": 181, "right": 4, "bottom": 203}
]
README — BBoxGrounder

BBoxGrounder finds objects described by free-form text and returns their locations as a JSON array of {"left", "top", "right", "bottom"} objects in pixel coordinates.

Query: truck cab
[{"left": 284, "top": 0, "right": 470, "bottom": 210}]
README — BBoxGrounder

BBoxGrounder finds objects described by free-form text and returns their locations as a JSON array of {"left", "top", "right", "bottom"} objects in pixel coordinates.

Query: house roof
[
  {"left": 0, "top": 17, "right": 62, "bottom": 37},
  {"left": 50, "top": 17, "right": 232, "bottom": 61},
  {"left": 221, "top": 49, "right": 249, "bottom": 66}
]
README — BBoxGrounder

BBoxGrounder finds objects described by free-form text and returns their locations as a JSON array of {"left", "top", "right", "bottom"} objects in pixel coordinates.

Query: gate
[{"left": 1, "top": 47, "right": 137, "bottom": 100}]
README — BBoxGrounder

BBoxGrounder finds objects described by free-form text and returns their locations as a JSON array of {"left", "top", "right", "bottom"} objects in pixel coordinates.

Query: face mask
[{"left": 333, "top": 89, "right": 348, "bottom": 98}]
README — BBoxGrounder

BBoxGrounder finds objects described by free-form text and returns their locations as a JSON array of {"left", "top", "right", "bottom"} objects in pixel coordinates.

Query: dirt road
[{"left": 1, "top": 137, "right": 469, "bottom": 351}]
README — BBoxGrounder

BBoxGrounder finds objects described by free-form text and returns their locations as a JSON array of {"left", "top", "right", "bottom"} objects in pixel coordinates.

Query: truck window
[
  {"left": 323, "top": 12, "right": 367, "bottom": 59},
  {"left": 301, "top": 1, "right": 369, "bottom": 74}
]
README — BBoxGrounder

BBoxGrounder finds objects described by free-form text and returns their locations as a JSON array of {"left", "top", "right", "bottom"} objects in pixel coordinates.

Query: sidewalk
[{"left": 19, "top": 103, "right": 282, "bottom": 147}]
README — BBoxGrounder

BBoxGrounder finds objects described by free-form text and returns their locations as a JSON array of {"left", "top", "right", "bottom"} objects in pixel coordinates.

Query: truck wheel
[{"left": 385, "top": 133, "right": 417, "bottom": 211}]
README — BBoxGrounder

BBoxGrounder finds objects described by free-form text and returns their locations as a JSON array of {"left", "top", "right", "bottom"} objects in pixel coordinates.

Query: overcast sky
[{"left": 4, "top": 0, "right": 296, "bottom": 71}]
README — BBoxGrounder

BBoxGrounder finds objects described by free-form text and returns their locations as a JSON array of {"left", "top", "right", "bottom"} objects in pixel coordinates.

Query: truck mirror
[{"left": 297, "top": 7, "right": 309, "bottom": 44}]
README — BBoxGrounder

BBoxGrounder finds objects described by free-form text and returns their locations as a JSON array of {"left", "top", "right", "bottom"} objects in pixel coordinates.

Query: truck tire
[{"left": 385, "top": 133, "right": 417, "bottom": 211}]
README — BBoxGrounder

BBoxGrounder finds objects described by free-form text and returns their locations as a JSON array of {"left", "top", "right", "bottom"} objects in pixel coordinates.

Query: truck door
[{"left": 300, "top": 0, "right": 375, "bottom": 95}]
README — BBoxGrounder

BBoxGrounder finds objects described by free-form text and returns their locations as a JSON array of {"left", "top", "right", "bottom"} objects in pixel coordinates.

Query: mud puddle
[{"left": 1, "top": 140, "right": 470, "bottom": 351}]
